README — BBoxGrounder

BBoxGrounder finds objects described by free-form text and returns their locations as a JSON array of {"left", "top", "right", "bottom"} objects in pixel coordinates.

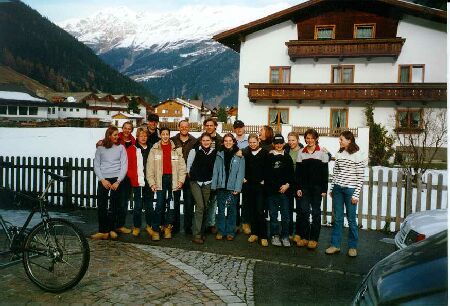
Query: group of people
[{"left": 92, "top": 114, "right": 365, "bottom": 257}]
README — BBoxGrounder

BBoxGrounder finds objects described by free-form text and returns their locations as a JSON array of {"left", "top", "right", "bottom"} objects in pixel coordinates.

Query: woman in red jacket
[{"left": 128, "top": 127, "right": 154, "bottom": 237}]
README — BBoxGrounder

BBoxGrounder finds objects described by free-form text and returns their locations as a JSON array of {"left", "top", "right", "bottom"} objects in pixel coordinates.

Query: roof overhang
[{"left": 212, "top": 0, "right": 446, "bottom": 52}]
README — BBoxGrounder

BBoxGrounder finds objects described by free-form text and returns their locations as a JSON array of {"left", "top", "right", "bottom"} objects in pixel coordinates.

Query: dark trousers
[
  {"left": 173, "top": 177, "right": 193, "bottom": 234},
  {"left": 298, "top": 185, "right": 323, "bottom": 241},
  {"left": 243, "top": 182, "right": 267, "bottom": 239},
  {"left": 117, "top": 176, "right": 131, "bottom": 228},
  {"left": 153, "top": 174, "right": 173, "bottom": 230},
  {"left": 97, "top": 177, "right": 123, "bottom": 233},
  {"left": 132, "top": 184, "right": 154, "bottom": 228}
]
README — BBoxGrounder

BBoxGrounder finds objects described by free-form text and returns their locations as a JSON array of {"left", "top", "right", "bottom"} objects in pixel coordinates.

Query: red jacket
[{"left": 126, "top": 145, "right": 145, "bottom": 187}]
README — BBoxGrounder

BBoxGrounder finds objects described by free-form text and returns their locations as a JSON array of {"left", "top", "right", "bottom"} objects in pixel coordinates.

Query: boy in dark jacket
[
  {"left": 265, "top": 134, "right": 294, "bottom": 247},
  {"left": 295, "top": 129, "right": 329, "bottom": 249}
]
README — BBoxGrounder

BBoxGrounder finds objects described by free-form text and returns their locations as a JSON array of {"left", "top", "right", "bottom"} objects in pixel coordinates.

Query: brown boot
[
  {"left": 242, "top": 223, "right": 251, "bottom": 235},
  {"left": 164, "top": 225, "right": 173, "bottom": 239}
]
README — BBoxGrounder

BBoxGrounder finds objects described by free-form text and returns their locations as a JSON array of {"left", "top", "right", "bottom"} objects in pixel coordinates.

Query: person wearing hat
[
  {"left": 265, "top": 134, "right": 294, "bottom": 247},
  {"left": 233, "top": 120, "right": 248, "bottom": 150},
  {"left": 146, "top": 113, "right": 161, "bottom": 148}
]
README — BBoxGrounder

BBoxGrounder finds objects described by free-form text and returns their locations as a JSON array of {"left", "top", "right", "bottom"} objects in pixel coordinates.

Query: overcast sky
[{"left": 23, "top": 0, "right": 302, "bottom": 22}]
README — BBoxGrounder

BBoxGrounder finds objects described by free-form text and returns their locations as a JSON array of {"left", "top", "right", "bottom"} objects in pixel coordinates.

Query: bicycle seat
[{"left": 45, "top": 171, "right": 70, "bottom": 182}]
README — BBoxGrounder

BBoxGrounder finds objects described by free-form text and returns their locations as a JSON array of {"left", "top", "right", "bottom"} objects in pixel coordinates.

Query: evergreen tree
[
  {"left": 365, "top": 104, "right": 395, "bottom": 166},
  {"left": 217, "top": 107, "right": 228, "bottom": 123}
]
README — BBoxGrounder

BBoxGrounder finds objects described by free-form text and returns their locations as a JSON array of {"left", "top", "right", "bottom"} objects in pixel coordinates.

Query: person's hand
[
  {"left": 321, "top": 193, "right": 327, "bottom": 197},
  {"left": 176, "top": 182, "right": 183, "bottom": 190},
  {"left": 351, "top": 197, "right": 359, "bottom": 205},
  {"left": 110, "top": 181, "right": 120, "bottom": 191},
  {"left": 101, "top": 179, "right": 111, "bottom": 190},
  {"left": 279, "top": 183, "right": 289, "bottom": 194},
  {"left": 297, "top": 190, "right": 303, "bottom": 197},
  {"left": 151, "top": 185, "right": 157, "bottom": 192},
  {"left": 232, "top": 191, "right": 239, "bottom": 195},
  {"left": 243, "top": 178, "right": 247, "bottom": 183},
  {"left": 96, "top": 140, "right": 103, "bottom": 148}
]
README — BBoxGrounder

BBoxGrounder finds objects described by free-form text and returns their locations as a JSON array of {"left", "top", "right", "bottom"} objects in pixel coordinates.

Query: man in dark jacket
[
  {"left": 146, "top": 113, "right": 160, "bottom": 147},
  {"left": 171, "top": 120, "right": 197, "bottom": 234}
]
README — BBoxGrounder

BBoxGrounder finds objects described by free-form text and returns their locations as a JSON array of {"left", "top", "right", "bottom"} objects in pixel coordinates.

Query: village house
[
  {"left": 0, "top": 91, "right": 53, "bottom": 120},
  {"left": 213, "top": 0, "right": 446, "bottom": 158},
  {"left": 154, "top": 98, "right": 213, "bottom": 123}
]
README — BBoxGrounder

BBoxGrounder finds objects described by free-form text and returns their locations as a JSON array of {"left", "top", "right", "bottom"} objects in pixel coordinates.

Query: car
[
  {"left": 352, "top": 230, "right": 447, "bottom": 306},
  {"left": 394, "top": 209, "right": 447, "bottom": 249}
]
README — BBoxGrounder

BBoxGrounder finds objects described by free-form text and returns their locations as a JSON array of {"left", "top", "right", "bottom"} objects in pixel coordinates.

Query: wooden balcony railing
[
  {"left": 245, "top": 83, "right": 447, "bottom": 102},
  {"left": 285, "top": 38, "right": 405, "bottom": 60},
  {"left": 292, "top": 126, "right": 358, "bottom": 137}
]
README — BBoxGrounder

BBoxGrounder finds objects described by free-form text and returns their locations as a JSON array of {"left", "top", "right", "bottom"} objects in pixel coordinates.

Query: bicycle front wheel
[{"left": 22, "top": 218, "right": 90, "bottom": 292}]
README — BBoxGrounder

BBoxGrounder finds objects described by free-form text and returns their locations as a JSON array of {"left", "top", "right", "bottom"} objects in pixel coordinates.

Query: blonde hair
[{"left": 136, "top": 127, "right": 148, "bottom": 138}]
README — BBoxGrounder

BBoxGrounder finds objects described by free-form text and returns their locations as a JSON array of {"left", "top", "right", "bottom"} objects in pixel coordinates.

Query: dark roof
[{"left": 213, "top": 0, "right": 446, "bottom": 51}]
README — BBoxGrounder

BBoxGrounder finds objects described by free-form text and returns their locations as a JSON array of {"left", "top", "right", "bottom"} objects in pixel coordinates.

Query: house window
[
  {"left": 396, "top": 109, "right": 422, "bottom": 131},
  {"left": 19, "top": 106, "right": 28, "bottom": 115},
  {"left": 399, "top": 65, "right": 425, "bottom": 83},
  {"left": 314, "top": 25, "right": 335, "bottom": 40},
  {"left": 330, "top": 109, "right": 348, "bottom": 128},
  {"left": 268, "top": 108, "right": 289, "bottom": 125},
  {"left": 76, "top": 108, "right": 79, "bottom": 112},
  {"left": 48, "top": 107, "right": 51, "bottom": 114},
  {"left": 70, "top": 108, "right": 73, "bottom": 112},
  {"left": 332, "top": 65, "right": 354, "bottom": 83},
  {"left": 115, "top": 120, "right": 119, "bottom": 126},
  {"left": 29, "top": 107, "right": 38, "bottom": 115},
  {"left": 8, "top": 106, "right": 17, "bottom": 115},
  {"left": 106, "top": 110, "right": 110, "bottom": 115},
  {"left": 63, "top": 108, "right": 66, "bottom": 112},
  {"left": 93, "top": 110, "right": 98, "bottom": 115},
  {"left": 52, "top": 108, "right": 56, "bottom": 114},
  {"left": 162, "top": 109, "right": 168, "bottom": 114},
  {"left": 270, "top": 67, "right": 291, "bottom": 83},
  {"left": 0, "top": 105, "right": 6, "bottom": 114},
  {"left": 354, "top": 24, "right": 375, "bottom": 38}
]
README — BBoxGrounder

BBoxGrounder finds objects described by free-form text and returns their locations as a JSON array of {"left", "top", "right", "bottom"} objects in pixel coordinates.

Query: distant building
[
  {"left": 112, "top": 112, "right": 145, "bottom": 127},
  {"left": 0, "top": 91, "right": 52, "bottom": 120},
  {"left": 227, "top": 106, "right": 238, "bottom": 123},
  {"left": 154, "top": 98, "right": 214, "bottom": 123}
]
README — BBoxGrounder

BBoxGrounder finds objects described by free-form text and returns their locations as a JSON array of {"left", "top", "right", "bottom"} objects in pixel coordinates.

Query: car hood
[
  {"left": 371, "top": 230, "right": 448, "bottom": 304},
  {"left": 403, "top": 209, "right": 448, "bottom": 236}
]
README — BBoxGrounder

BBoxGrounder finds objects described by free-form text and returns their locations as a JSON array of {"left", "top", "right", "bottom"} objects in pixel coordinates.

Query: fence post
[
  {"left": 63, "top": 158, "right": 73, "bottom": 208},
  {"left": 376, "top": 169, "right": 383, "bottom": 230},
  {"left": 415, "top": 175, "right": 422, "bottom": 213},
  {"left": 386, "top": 170, "right": 393, "bottom": 231},
  {"left": 436, "top": 174, "right": 443, "bottom": 209},
  {"left": 426, "top": 174, "right": 432, "bottom": 210},
  {"left": 367, "top": 168, "right": 373, "bottom": 230},
  {"left": 404, "top": 173, "right": 413, "bottom": 218},
  {"left": 395, "top": 171, "right": 403, "bottom": 231}
]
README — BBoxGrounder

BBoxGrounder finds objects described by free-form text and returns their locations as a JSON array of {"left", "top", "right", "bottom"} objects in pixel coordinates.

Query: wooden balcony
[
  {"left": 285, "top": 38, "right": 405, "bottom": 60},
  {"left": 245, "top": 83, "right": 447, "bottom": 102}
]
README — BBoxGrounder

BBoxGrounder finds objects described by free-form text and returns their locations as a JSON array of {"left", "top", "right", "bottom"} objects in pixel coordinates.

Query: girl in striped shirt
[{"left": 326, "top": 131, "right": 365, "bottom": 257}]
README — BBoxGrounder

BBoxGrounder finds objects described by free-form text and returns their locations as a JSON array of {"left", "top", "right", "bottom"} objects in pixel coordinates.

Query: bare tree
[{"left": 394, "top": 108, "right": 447, "bottom": 182}]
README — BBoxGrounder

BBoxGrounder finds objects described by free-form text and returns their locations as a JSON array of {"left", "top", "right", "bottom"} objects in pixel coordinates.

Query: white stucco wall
[{"left": 237, "top": 15, "right": 446, "bottom": 127}]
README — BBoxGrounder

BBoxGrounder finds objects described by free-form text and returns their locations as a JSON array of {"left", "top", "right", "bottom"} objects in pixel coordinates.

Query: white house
[
  {"left": 0, "top": 91, "right": 52, "bottom": 120},
  {"left": 44, "top": 92, "right": 150, "bottom": 124},
  {"left": 112, "top": 112, "right": 145, "bottom": 128},
  {"left": 213, "top": 0, "right": 446, "bottom": 159}
]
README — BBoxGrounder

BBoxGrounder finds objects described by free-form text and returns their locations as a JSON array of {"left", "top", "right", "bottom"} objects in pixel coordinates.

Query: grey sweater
[{"left": 94, "top": 145, "right": 128, "bottom": 181}]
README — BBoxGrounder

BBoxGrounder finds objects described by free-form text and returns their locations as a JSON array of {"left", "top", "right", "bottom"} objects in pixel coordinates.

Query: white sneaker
[
  {"left": 281, "top": 237, "right": 291, "bottom": 247},
  {"left": 271, "top": 235, "right": 282, "bottom": 247}
]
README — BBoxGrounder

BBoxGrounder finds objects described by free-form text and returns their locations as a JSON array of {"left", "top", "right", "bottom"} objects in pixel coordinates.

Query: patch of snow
[{"left": 0, "top": 91, "right": 46, "bottom": 102}]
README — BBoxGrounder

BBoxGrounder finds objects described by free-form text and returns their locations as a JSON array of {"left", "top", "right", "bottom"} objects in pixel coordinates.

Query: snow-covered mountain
[{"left": 59, "top": 3, "right": 292, "bottom": 106}]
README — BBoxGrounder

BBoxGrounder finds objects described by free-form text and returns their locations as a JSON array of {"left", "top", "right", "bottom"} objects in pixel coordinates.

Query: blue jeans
[
  {"left": 331, "top": 185, "right": 358, "bottom": 249},
  {"left": 132, "top": 185, "right": 154, "bottom": 228},
  {"left": 216, "top": 189, "right": 238, "bottom": 237},
  {"left": 153, "top": 174, "right": 174, "bottom": 230},
  {"left": 267, "top": 193, "right": 290, "bottom": 239}
]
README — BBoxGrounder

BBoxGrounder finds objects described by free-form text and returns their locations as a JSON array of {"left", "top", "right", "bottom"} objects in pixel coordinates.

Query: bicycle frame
[{"left": 4, "top": 178, "right": 56, "bottom": 254}]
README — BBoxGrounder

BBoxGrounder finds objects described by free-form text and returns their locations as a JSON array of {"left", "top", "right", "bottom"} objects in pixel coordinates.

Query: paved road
[{"left": 0, "top": 208, "right": 396, "bottom": 305}]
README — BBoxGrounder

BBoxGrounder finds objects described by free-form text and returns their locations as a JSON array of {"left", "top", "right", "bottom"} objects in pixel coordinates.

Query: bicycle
[{"left": 0, "top": 171, "right": 90, "bottom": 292}]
